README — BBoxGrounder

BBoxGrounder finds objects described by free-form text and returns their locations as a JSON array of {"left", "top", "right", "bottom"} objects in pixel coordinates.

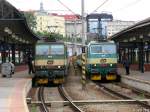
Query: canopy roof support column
[
  {"left": 138, "top": 42, "right": 144, "bottom": 73},
  {"left": 11, "top": 44, "right": 15, "bottom": 64},
  {"left": 1, "top": 42, "right": 7, "bottom": 63}
]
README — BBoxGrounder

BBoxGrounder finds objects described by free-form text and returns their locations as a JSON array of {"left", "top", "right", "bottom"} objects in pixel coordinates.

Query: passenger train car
[
  {"left": 86, "top": 41, "right": 119, "bottom": 81},
  {"left": 32, "top": 41, "right": 69, "bottom": 86}
]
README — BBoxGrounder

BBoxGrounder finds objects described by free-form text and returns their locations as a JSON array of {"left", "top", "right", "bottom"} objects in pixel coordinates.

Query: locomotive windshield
[
  {"left": 90, "top": 44, "right": 116, "bottom": 54},
  {"left": 51, "top": 45, "right": 64, "bottom": 55},
  {"left": 36, "top": 45, "right": 49, "bottom": 55},
  {"left": 36, "top": 44, "right": 64, "bottom": 55}
]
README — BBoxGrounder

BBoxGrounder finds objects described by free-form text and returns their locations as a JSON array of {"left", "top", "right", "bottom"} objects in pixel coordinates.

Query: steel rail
[
  {"left": 97, "top": 83, "right": 150, "bottom": 109},
  {"left": 115, "top": 83, "right": 150, "bottom": 98},
  {"left": 28, "top": 99, "right": 150, "bottom": 104},
  {"left": 58, "top": 85, "right": 84, "bottom": 112},
  {"left": 38, "top": 87, "right": 49, "bottom": 112}
]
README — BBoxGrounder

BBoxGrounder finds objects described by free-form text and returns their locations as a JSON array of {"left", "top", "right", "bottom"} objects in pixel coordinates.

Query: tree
[
  {"left": 35, "top": 31, "right": 64, "bottom": 41},
  {"left": 23, "top": 11, "right": 37, "bottom": 31}
]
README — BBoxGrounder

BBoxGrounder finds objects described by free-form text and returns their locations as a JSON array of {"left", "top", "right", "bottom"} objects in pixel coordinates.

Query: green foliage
[
  {"left": 35, "top": 31, "right": 64, "bottom": 41},
  {"left": 77, "top": 37, "right": 82, "bottom": 42},
  {"left": 60, "top": 36, "right": 82, "bottom": 43},
  {"left": 23, "top": 12, "right": 37, "bottom": 31},
  {"left": 139, "top": 93, "right": 145, "bottom": 99},
  {"left": 35, "top": 31, "right": 82, "bottom": 42},
  {"left": 31, "top": 104, "right": 36, "bottom": 112}
]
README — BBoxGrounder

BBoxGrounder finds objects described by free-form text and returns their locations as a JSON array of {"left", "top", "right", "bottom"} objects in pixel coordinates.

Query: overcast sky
[{"left": 6, "top": 0, "right": 150, "bottom": 21}]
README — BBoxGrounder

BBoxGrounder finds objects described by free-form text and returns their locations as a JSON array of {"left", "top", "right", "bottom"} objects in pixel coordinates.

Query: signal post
[{"left": 81, "top": 46, "right": 86, "bottom": 90}]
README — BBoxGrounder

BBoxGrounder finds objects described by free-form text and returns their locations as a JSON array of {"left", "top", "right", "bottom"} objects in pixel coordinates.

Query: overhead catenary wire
[
  {"left": 56, "top": 0, "right": 77, "bottom": 15},
  {"left": 113, "top": 0, "right": 142, "bottom": 12},
  {"left": 56, "top": 0, "right": 80, "bottom": 53},
  {"left": 52, "top": 0, "right": 143, "bottom": 16},
  {"left": 56, "top": 0, "right": 110, "bottom": 16},
  {"left": 91, "top": 0, "right": 109, "bottom": 14}
]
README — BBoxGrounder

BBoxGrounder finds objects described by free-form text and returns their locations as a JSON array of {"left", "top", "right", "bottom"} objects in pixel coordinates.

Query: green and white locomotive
[
  {"left": 86, "top": 41, "right": 119, "bottom": 81},
  {"left": 32, "top": 41, "right": 68, "bottom": 86}
]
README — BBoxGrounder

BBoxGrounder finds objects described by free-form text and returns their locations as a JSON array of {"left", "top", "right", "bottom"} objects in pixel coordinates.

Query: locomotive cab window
[
  {"left": 50, "top": 45, "right": 64, "bottom": 55},
  {"left": 90, "top": 44, "right": 116, "bottom": 54},
  {"left": 102, "top": 45, "right": 116, "bottom": 54},
  {"left": 90, "top": 45, "right": 102, "bottom": 54},
  {"left": 36, "top": 45, "right": 49, "bottom": 55},
  {"left": 36, "top": 44, "right": 64, "bottom": 55}
]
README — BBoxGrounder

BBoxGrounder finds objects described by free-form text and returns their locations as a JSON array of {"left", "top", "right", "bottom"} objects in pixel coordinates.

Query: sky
[{"left": 6, "top": 0, "right": 150, "bottom": 21}]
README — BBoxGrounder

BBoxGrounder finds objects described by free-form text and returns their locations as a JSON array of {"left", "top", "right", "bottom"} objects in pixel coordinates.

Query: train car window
[
  {"left": 36, "top": 45, "right": 49, "bottom": 55},
  {"left": 90, "top": 45, "right": 102, "bottom": 54},
  {"left": 102, "top": 45, "right": 116, "bottom": 54},
  {"left": 50, "top": 45, "right": 64, "bottom": 55}
]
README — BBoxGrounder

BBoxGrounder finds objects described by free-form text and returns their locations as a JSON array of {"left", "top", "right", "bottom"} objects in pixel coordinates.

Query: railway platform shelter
[
  {"left": 0, "top": 0, "right": 39, "bottom": 66},
  {"left": 111, "top": 17, "right": 150, "bottom": 73},
  {"left": 0, "top": 1, "right": 39, "bottom": 111}
]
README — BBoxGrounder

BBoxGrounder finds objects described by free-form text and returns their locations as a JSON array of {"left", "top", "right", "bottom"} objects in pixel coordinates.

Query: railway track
[
  {"left": 116, "top": 83, "right": 150, "bottom": 98},
  {"left": 31, "top": 86, "right": 83, "bottom": 112},
  {"left": 96, "top": 83, "right": 150, "bottom": 109},
  {"left": 38, "top": 87, "right": 49, "bottom": 112},
  {"left": 28, "top": 63, "right": 150, "bottom": 112},
  {"left": 28, "top": 80, "right": 150, "bottom": 112},
  {"left": 58, "top": 85, "right": 84, "bottom": 112}
]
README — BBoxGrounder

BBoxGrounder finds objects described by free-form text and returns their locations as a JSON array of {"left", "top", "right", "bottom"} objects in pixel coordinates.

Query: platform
[
  {"left": 0, "top": 65, "right": 32, "bottom": 112},
  {"left": 118, "top": 68, "right": 150, "bottom": 93}
]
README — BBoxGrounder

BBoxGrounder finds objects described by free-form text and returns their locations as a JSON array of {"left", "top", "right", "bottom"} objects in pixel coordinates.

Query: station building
[
  {"left": 111, "top": 18, "right": 150, "bottom": 72},
  {"left": 59, "top": 14, "right": 83, "bottom": 43},
  {"left": 35, "top": 12, "right": 66, "bottom": 36},
  {"left": 107, "top": 20, "right": 136, "bottom": 37},
  {"left": 86, "top": 13, "right": 113, "bottom": 42}
]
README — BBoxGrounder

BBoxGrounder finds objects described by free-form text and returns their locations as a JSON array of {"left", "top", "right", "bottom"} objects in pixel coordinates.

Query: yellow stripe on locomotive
[
  {"left": 32, "top": 41, "right": 69, "bottom": 87},
  {"left": 83, "top": 41, "right": 119, "bottom": 81}
]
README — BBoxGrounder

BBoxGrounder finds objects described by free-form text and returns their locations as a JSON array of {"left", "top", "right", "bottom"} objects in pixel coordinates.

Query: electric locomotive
[
  {"left": 86, "top": 41, "right": 119, "bottom": 81},
  {"left": 32, "top": 41, "right": 68, "bottom": 86}
]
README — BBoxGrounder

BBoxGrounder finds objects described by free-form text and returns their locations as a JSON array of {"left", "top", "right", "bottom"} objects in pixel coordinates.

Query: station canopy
[
  {"left": 111, "top": 17, "right": 150, "bottom": 43},
  {"left": 0, "top": 0, "right": 39, "bottom": 44}
]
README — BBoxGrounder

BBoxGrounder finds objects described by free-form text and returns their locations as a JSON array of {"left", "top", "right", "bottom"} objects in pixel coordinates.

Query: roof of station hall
[
  {"left": 110, "top": 17, "right": 150, "bottom": 41},
  {"left": 0, "top": 0, "right": 39, "bottom": 44}
]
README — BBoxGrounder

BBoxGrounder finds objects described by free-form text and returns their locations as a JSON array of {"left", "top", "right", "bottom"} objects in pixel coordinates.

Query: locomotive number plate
[
  {"left": 100, "top": 59, "right": 106, "bottom": 63},
  {"left": 47, "top": 60, "right": 53, "bottom": 64}
]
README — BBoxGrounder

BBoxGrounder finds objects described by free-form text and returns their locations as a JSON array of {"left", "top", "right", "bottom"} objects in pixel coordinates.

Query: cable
[
  {"left": 114, "top": 0, "right": 142, "bottom": 12},
  {"left": 91, "top": 0, "right": 109, "bottom": 14},
  {"left": 56, "top": 0, "right": 77, "bottom": 15},
  {"left": 45, "top": 9, "right": 68, "bottom": 12}
]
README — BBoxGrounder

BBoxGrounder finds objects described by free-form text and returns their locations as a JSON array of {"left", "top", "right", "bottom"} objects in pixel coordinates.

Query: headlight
[
  {"left": 58, "top": 66, "right": 61, "bottom": 68},
  {"left": 91, "top": 64, "right": 97, "bottom": 68}
]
